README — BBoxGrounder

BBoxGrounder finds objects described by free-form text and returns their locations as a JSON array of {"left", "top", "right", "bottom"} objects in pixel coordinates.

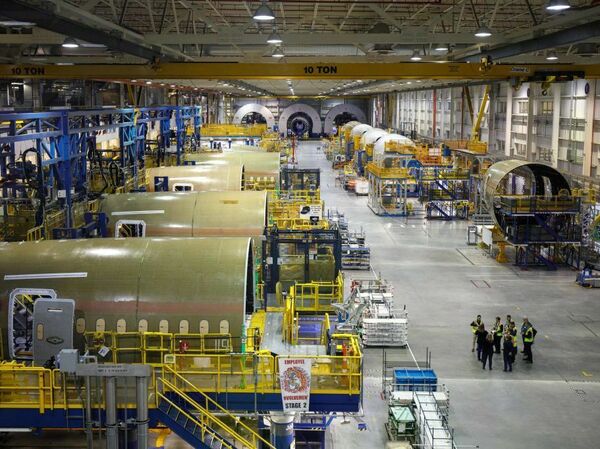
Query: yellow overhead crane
[{"left": 2, "top": 62, "right": 600, "bottom": 80}]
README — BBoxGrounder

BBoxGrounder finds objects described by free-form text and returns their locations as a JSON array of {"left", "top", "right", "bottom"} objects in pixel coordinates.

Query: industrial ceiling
[{"left": 1, "top": 0, "right": 599, "bottom": 95}]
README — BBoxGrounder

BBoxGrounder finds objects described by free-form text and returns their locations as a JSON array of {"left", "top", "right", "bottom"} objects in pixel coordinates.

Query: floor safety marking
[
  {"left": 582, "top": 371, "right": 593, "bottom": 377},
  {"left": 471, "top": 280, "right": 491, "bottom": 288}
]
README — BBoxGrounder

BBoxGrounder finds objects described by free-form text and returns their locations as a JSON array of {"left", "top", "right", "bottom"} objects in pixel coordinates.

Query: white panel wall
[{"left": 387, "top": 79, "right": 600, "bottom": 180}]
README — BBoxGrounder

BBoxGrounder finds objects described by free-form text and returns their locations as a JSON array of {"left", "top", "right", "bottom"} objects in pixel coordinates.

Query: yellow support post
[{"left": 471, "top": 85, "right": 491, "bottom": 141}]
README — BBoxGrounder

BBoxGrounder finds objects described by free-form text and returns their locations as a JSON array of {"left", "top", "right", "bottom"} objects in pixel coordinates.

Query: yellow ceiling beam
[{"left": 1, "top": 62, "right": 600, "bottom": 80}]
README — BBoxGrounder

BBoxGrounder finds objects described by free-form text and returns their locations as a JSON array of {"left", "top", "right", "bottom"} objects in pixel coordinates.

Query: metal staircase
[{"left": 156, "top": 366, "right": 275, "bottom": 449}]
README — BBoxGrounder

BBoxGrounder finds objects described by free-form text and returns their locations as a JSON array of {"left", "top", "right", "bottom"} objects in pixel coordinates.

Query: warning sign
[{"left": 278, "top": 358, "right": 312, "bottom": 412}]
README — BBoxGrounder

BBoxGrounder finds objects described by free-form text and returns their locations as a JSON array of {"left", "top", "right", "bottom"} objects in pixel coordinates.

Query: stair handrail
[
  {"left": 156, "top": 389, "right": 235, "bottom": 449},
  {"left": 161, "top": 365, "right": 276, "bottom": 449}
]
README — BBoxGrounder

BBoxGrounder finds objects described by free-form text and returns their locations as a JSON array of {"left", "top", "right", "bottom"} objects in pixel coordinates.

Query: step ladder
[{"left": 156, "top": 366, "right": 275, "bottom": 449}]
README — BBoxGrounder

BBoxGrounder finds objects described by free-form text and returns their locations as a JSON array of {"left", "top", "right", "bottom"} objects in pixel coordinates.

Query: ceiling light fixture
[
  {"left": 546, "top": 51, "right": 558, "bottom": 60},
  {"left": 0, "top": 20, "right": 36, "bottom": 27},
  {"left": 145, "top": 81, "right": 152, "bottom": 85},
  {"left": 474, "top": 25, "right": 492, "bottom": 37},
  {"left": 546, "top": 0, "right": 570, "bottom": 10},
  {"left": 271, "top": 46, "right": 285, "bottom": 58},
  {"left": 253, "top": 1, "right": 275, "bottom": 21},
  {"left": 410, "top": 50, "right": 422, "bottom": 61},
  {"left": 267, "top": 30, "right": 283, "bottom": 44},
  {"left": 435, "top": 45, "right": 449, "bottom": 51},
  {"left": 62, "top": 37, "right": 79, "bottom": 48}
]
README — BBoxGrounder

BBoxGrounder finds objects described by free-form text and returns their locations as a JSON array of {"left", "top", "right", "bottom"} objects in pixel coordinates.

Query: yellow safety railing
[
  {"left": 0, "top": 363, "right": 53, "bottom": 413},
  {"left": 26, "top": 225, "right": 44, "bottom": 241},
  {"left": 444, "top": 139, "right": 488, "bottom": 154},
  {"left": 283, "top": 295, "right": 296, "bottom": 344},
  {"left": 201, "top": 124, "right": 267, "bottom": 137},
  {"left": 85, "top": 331, "right": 233, "bottom": 364},
  {"left": 267, "top": 190, "right": 321, "bottom": 202},
  {"left": 420, "top": 168, "right": 471, "bottom": 181},
  {"left": 366, "top": 163, "right": 411, "bottom": 179},
  {"left": 160, "top": 366, "right": 276, "bottom": 449},
  {"left": 290, "top": 273, "right": 344, "bottom": 313},
  {"left": 322, "top": 314, "right": 331, "bottom": 346},
  {"left": 0, "top": 334, "right": 362, "bottom": 414},
  {"left": 271, "top": 218, "right": 329, "bottom": 231},
  {"left": 164, "top": 340, "right": 361, "bottom": 396},
  {"left": 385, "top": 141, "right": 416, "bottom": 154}
]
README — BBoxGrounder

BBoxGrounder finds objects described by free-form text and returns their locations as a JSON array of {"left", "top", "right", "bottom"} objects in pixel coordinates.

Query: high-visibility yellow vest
[
  {"left": 471, "top": 320, "right": 481, "bottom": 333},
  {"left": 524, "top": 327, "right": 534, "bottom": 343},
  {"left": 495, "top": 323, "right": 503, "bottom": 337}
]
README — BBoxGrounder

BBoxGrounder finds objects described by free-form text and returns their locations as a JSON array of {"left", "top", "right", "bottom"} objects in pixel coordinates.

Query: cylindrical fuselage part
[
  {"left": 146, "top": 165, "right": 244, "bottom": 192},
  {"left": 350, "top": 124, "right": 372, "bottom": 139},
  {"left": 183, "top": 151, "right": 280, "bottom": 184},
  {"left": 99, "top": 191, "right": 267, "bottom": 238},
  {"left": 482, "top": 160, "right": 571, "bottom": 227},
  {"left": 0, "top": 238, "right": 253, "bottom": 341},
  {"left": 361, "top": 128, "right": 387, "bottom": 149}
]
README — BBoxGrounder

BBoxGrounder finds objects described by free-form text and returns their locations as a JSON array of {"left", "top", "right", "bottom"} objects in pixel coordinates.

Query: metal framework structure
[
  {"left": 262, "top": 227, "right": 342, "bottom": 296},
  {"left": 419, "top": 167, "right": 471, "bottom": 220},
  {"left": 0, "top": 105, "right": 201, "bottom": 240},
  {"left": 496, "top": 195, "right": 582, "bottom": 269}
]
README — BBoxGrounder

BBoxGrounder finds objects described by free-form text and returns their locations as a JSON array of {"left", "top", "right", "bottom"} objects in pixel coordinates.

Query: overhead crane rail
[{"left": 2, "top": 62, "right": 600, "bottom": 81}]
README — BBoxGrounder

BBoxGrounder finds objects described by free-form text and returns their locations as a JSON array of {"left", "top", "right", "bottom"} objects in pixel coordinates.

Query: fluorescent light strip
[
  {"left": 111, "top": 210, "right": 165, "bottom": 216},
  {"left": 4, "top": 272, "right": 88, "bottom": 281}
]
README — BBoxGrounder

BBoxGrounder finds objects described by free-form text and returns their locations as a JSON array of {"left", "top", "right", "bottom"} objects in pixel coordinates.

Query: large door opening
[
  {"left": 287, "top": 112, "right": 313, "bottom": 137},
  {"left": 241, "top": 112, "right": 267, "bottom": 125},
  {"left": 8, "top": 288, "right": 58, "bottom": 361}
]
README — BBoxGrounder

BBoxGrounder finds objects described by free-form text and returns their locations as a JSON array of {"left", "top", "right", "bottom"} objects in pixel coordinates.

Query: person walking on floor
[
  {"left": 523, "top": 320, "right": 536, "bottom": 363},
  {"left": 493, "top": 316, "right": 503, "bottom": 354},
  {"left": 470, "top": 315, "right": 483, "bottom": 352},
  {"left": 503, "top": 334, "right": 514, "bottom": 372},
  {"left": 482, "top": 333, "right": 495, "bottom": 370},
  {"left": 475, "top": 323, "right": 488, "bottom": 361}
]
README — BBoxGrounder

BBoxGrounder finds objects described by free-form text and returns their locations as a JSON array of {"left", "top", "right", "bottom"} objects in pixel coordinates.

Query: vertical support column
[
  {"left": 270, "top": 413, "right": 295, "bottom": 449},
  {"left": 432, "top": 89, "right": 437, "bottom": 142},
  {"left": 526, "top": 85, "right": 535, "bottom": 162},
  {"left": 505, "top": 84, "right": 513, "bottom": 157},
  {"left": 551, "top": 83, "right": 561, "bottom": 168},
  {"left": 582, "top": 80, "right": 596, "bottom": 177},
  {"left": 85, "top": 376, "right": 93, "bottom": 449},
  {"left": 105, "top": 376, "right": 118, "bottom": 449},
  {"left": 136, "top": 376, "right": 149, "bottom": 449},
  {"left": 59, "top": 110, "right": 73, "bottom": 227}
]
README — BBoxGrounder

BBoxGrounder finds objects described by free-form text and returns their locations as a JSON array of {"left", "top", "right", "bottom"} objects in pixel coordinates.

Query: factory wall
[
  {"left": 376, "top": 79, "right": 600, "bottom": 184},
  {"left": 0, "top": 79, "right": 202, "bottom": 110}
]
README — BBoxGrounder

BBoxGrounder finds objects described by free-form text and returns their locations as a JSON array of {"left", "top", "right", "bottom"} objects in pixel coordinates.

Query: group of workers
[{"left": 470, "top": 314, "right": 537, "bottom": 371}]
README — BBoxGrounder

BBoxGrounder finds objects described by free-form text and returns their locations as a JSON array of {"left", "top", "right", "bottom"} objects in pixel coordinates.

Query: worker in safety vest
[
  {"left": 493, "top": 316, "right": 503, "bottom": 354},
  {"left": 522, "top": 317, "right": 535, "bottom": 363},
  {"left": 508, "top": 321, "right": 518, "bottom": 364},
  {"left": 470, "top": 315, "right": 482, "bottom": 352},
  {"left": 505, "top": 314, "right": 512, "bottom": 332}
]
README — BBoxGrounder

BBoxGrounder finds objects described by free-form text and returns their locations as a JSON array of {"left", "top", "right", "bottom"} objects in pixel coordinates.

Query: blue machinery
[{"left": 0, "top": 106, "right": 201, "bottom": 240}]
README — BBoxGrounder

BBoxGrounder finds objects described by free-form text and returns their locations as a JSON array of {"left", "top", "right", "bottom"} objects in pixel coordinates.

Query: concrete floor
[
  {"left": 4, "top": 141, "right": 599, "bottom": 449},
  {"left": 297, "top": 141, "right": 600, "bottom": 449}
]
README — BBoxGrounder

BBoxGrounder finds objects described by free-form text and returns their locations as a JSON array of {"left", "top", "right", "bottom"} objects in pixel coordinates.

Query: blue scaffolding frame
[{"left": 0, "top": 105, "right": 201, "bottom": 239}]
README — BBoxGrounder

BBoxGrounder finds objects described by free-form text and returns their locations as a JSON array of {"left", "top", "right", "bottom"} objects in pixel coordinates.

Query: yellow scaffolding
[
  {"left": 201, "top": 124, "right": 267, "bottom": 137},
  {"left": 289, "top": 274, "right": 344, "bottom": 313}
]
